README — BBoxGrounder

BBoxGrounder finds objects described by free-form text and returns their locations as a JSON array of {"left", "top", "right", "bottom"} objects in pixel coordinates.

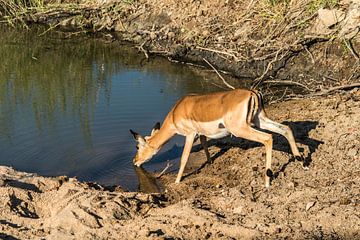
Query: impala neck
[{"left": 147, "top": 121, "right": 175, "bottom": 150}]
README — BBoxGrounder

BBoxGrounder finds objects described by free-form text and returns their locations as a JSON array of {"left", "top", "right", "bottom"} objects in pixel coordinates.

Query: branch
[
  {"left": 138, "top": 41, "right": 149, "bottom": 59},
  {"left": 156, "top": 161, "right": 173, "bottom": 178},
  {"left": 262, "top": 80, "right": 312, "bottom": 92},
  {"left": 303, "top": 45, "right": 315, "bottom": 64},
  {"left": 344, "top": 39, "right": 359, "bottom": 61},
  {"left": 203, "top": 58, "right": 235, "bottom": 90},
  {"left": 196, "top": 46, "right": 241, "bottom": 61},
  {"left": 312, "top": 83, "right": 360, "bottom": 96}
]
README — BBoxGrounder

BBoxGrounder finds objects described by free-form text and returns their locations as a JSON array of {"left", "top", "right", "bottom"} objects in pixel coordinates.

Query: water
[{"left": 0, "top": 25, "right": 244, "bottom": 191}]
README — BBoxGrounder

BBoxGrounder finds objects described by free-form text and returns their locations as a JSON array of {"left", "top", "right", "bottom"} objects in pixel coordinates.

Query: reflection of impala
[{"left": 130, "top": 89, "right": 303, "bottom": 188}]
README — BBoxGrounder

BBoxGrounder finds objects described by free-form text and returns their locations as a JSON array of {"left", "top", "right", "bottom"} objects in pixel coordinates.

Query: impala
[{"left": 130, "top": 89, "right": 303, "bottom": 188}]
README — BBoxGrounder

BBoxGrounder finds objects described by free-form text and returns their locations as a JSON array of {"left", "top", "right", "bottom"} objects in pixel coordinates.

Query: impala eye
[{"left": 136, "top": 146, "right": 139, "bottom": 150}]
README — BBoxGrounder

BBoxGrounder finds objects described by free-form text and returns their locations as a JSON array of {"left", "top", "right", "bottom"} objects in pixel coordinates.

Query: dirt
[{"left": 1, "top": 89, "right": 359, "bottom": 239}]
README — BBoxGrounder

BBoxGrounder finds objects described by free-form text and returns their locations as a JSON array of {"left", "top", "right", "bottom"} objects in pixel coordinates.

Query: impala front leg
[{"left": 175, "top": 133, "right": 196, "bottom": 183}]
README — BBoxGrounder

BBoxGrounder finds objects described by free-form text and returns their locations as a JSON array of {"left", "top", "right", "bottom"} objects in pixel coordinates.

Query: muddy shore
[{"left": 1, "top": 89, "right": 359, "bottom": 239}]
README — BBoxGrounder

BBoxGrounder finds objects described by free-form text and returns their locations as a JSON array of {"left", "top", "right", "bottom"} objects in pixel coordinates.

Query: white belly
[
  {"left": 205, "top": 129, "right": 230, "bottom": 139},
  {"left": 194, "top": 119, "right": 229, "bottom": 139},
  {"left": 175, "top": 118, "right": 230, "bottom": 139}
]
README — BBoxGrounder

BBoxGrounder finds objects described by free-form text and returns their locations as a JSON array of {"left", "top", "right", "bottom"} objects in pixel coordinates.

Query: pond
[{"left": 0, "top": 25, "right": 247, "bottom": 191}]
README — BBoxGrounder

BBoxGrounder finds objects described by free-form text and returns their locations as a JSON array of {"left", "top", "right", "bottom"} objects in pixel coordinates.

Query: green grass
[
  {"left": 308, "top": 0, "right": 339, "bottom": 13},
  {"left": 267, "top": 0, "right": 290, "bottom": 7}
]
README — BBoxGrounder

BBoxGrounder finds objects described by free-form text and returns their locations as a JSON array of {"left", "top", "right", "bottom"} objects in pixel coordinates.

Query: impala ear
[
  {"left": 150, "top": 122, "right": 161, "bottom": 136},
  {"left": 153, "top": 122, "right": 161, "bottom": 130},
  {"left": 130, "top": 129, "right": 142, "bottom": 141}
]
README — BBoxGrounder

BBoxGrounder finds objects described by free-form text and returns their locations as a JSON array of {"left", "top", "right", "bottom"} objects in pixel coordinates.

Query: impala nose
[{"left": 133, "top": 158, "right": 142, "bottom": 167}]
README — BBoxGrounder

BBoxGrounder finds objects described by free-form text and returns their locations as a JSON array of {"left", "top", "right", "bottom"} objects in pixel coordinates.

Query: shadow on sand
[{"left": 167, "top": 120, "right": 323, "bottom": 180}]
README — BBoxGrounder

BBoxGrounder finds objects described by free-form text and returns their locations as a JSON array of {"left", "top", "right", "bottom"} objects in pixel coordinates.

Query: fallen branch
[
  {"left": 196, "top": 46, "right": 241, "bottom": 61},
  {"left": 262, "top": 80, "right": 312, "bottom": 92},
  {"left": 312, "top": 83, "right": 360, "bottom": 96},
  {"left": 138, "top": 41, "right": 149, "bottom": 59},
  {"left": 303, "top": 45, "right": 315, "bottom": 64},
  {"left": 344, "top": 39, "right": 359, "bottom": 61},
  {"left": 156, "top": 161, "right": 173, "bottom": 178},
  {"left": 203, "top": 58, "right": 235, "bottom": 90}
]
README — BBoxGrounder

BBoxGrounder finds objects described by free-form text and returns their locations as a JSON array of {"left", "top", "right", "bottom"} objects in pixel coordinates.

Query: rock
[
  {"left": 305, "top": 201, "right": 316, "bottom": 211},
  {"left": 339, "top": 1, "right": 360, "bottom": 39},
  {"left": 309, "top": 8, "right": 345, "bottom": 35},
  {"left": 318, "top": 8, "right": 345, "bottom": 28}
]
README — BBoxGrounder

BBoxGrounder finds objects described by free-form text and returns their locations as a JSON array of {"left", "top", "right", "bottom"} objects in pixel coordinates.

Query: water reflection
[
  {"left": 0, "top": 25, "right": 233, "bottom": 190},
  {"left": 134, "top": 166, "right": 162, "bottom": 193}
]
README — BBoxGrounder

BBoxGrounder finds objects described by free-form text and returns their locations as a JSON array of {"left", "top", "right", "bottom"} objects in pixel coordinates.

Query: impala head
[{"left": 130, "top": 122, "right": 161, "bottom": 167}]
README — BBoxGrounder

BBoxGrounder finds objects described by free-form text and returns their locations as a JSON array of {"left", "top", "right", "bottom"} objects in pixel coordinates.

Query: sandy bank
[{"left": 1, "top": 89, "right": 359, "bottom": 239}]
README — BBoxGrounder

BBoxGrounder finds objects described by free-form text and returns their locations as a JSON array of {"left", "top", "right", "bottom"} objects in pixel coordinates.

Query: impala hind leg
[
  {"left": 200, "top": 135, "right": 211, "bottom": 163},
  {"left": 230, "top": 126, "right": 273, "bottom": 188},
  {"left": 175, "top": 133, "right": 196, "bottom": 183},
  {"left": 255, "top": 114, "right": 304, "bottom": 164}
]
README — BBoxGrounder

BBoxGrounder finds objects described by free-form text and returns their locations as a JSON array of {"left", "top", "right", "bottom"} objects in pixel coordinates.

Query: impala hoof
[{"left": 266, "top": 169, "right": 273, "bottom": 178}]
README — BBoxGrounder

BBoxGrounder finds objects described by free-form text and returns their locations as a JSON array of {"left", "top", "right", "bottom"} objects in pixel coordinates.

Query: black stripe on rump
[{"left": 246, "top": 93, "right": 256, "bottom": 124}]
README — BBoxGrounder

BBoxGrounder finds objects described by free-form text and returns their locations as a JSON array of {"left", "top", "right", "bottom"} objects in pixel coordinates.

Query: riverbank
[
  {"left": 1, "top": 89, "right": 359, "bottom": 239},
  {"left": 1, "top": 0, "right": 359, "bottom": 93}
]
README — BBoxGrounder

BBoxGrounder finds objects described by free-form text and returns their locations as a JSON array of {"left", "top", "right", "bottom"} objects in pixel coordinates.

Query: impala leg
[
  {"left": 230, "top": 126, "right": 273, "bottom": 188},
  {"left": 200, "top": 135, "right": 211, "bottom": 163},
  {"left": 256, "top": 114, "right": 302, "bottom": 160},
  {"left": 175, "top": 133, "right": 196, "bottom": 183}
]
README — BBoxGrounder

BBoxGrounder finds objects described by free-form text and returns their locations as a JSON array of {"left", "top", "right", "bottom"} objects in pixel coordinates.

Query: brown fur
[{"left": 172, "top": 89, "right": 252, "bottom": 123}]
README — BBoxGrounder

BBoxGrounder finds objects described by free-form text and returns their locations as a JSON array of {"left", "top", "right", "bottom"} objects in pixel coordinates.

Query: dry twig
[
  {"left": 156, "top": 161, "right": 173, "bottom": 178},
  {"left": 344, "top": 39, "right": 359, "bottom": 61},
  {"left": 203, "top": 58, "right": 235, "bottom": 90},
  {"left": 312, "top": 83, "right": 360, "bottom": 96},
  {"left": 262, "top": 80, "right": 312, "bottom": 92},
  {"left": 304, "top": 45, "right": 315, "bottom": 64},
  {"left": 138, "top": 41, "right": 149, "bottom": 59},
  {"left": 197, "top": 46, "right": 241, "bottom": 61}
]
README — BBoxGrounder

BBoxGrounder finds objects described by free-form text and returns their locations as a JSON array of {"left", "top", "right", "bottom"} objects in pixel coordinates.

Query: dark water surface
[{"left": 0, "top": 26, "right": 245, "bottom": 190}]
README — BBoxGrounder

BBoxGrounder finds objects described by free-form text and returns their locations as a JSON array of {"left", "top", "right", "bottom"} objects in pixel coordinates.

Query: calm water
[{"left": 0, "top": 26, "right": 244, "bottom": 191}]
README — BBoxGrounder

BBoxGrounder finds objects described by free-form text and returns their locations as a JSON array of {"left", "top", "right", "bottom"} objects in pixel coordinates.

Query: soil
[{"left": 1, "top": 89, "right": 359, "bottom": 239}]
